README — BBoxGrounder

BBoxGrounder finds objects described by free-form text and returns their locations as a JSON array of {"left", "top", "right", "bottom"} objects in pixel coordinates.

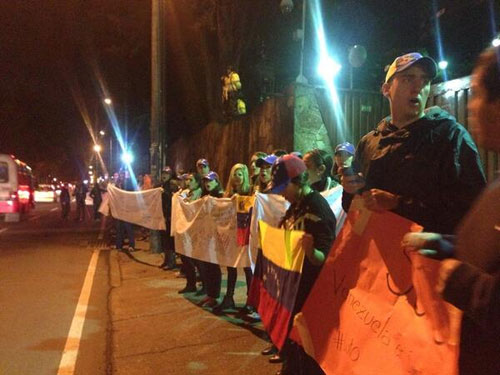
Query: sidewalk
[{"left": 108, "top": 239, "right": 279, "bottom": 375}]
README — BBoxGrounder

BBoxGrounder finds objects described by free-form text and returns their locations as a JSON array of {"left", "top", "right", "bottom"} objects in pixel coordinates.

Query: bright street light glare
[
  {"left": 93, "top": 144, "right": 102, "bottom": 152},
  {"left": 99, "top": 130, "right": 105, "bottom": 136},
  {"left": 121, "top": 151, "right": 134, "bottom": 165},
  {"left": 438, "top": 60, "right": 448, "bottom": 70},
  {"left": 317, "top": 56, "right": 342, "bottom": 81},
  {"left": 104, "top": 98, "right": 112, "bottom": 105},
  {"left": 492, "top": 38, "right": 500, "bottom": 47}
]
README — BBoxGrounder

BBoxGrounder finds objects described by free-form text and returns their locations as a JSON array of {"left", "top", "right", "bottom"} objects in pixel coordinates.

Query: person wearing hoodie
[{"left": 341, "top": 52, "right": 486, "bottom": 235}]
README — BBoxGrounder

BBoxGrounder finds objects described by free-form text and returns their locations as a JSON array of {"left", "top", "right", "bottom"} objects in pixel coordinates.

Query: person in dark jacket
[
  {"left": 89, "top": 182, "right": 103, "bottom": 220},
  {"left": 159, "top": 167, "right": 177, "bottom": 270},
  {"left": 60, "top": 183, "right": 71, "bottom": 219},
  {"left": 402, "top": 46, "right": 500, "bottom": 375},
  {"left": 342, "top": 52, "right": 486, "bottom": 234},
  {"left": 73, "top": 181, "right": 88, "bottom": 222}
]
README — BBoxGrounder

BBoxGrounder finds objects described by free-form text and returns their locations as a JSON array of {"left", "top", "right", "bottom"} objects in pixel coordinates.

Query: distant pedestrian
[
  {"left": 89, "top": 182, "right": 104, "bottom": 220},
  {"left": 73, "top": 181, "right": 88, "bottom": 222},
  {"left": 60, "top": 183, "right": 70, "bottom": 219}
]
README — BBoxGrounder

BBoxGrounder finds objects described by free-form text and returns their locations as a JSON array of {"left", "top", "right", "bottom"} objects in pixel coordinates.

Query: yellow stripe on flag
[
  {"left": 236, "top": 195, "right": 255, "bottom": 213},
  {"left": 259, "top": 220, "right": 305, "bottom": 272}
]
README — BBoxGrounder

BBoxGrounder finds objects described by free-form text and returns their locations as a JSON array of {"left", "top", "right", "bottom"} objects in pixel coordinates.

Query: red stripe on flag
[{"left": 252, "top": 276, "right": 294, "bottom": 350}]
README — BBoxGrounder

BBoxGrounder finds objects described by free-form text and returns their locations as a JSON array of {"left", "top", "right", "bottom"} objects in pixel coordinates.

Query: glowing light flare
[
  {"left": 317, "top": 56, "right": 342, "bottom": 81},
  {"left": 492, "top": 38, "right": 500, "bottom": 47},
  {"left": 438, "top": 60, "right": 448, "bottom": 70},
  {"left": 93, "top": 144, "right": 102, "bottom": 153},
  {"left": 121, "top": 151, "right": 134, "bottom": 165},
  {"left": 309, "top": 0, "right": 348, "bottom": 142}
]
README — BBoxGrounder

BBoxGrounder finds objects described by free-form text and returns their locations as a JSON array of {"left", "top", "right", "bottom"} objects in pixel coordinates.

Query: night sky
[{"left": 0, "top": 0, "right": 496, "bottom": 181}]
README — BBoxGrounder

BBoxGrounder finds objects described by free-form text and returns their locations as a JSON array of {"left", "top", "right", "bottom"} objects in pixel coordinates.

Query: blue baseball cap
[
  {"left": 202, "top": 171, "right": 219, "bottom": 182},
  {"left": 267, "top": 155, "right": 307, "bottom": 194},
  {"left": 255, "top": 154, "right": 278, "bottom": 168},
  {"left": 335, "top": 142, "right": 355, "bottom": 156},
  {"left": 196, "top": 158, "right": 209, "bottom": 167}
]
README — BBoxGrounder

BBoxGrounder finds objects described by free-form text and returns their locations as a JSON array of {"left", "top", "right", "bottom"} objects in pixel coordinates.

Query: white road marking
[
  {"left": 29, "top": 215, "right": 40, "bottom": 221},
  {"left": 51, "top": 207, "right": 58, "bottom": 212},
  {"left": 57, "top": 249, "right": 100, "bottom": 375},
  {"left": 0, "top": 228, "right": 7, "bottom": 234}
]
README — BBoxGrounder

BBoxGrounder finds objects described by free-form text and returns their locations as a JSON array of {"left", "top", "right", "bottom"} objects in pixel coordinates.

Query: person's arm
[
  {"left": 441, "top": 261, "right": 500, "bottom": 332},
  {"left": 301, "top": 233, "right": 326, "bottom": 266}
]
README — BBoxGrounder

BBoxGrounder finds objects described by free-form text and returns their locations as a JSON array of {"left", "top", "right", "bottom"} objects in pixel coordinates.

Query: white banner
[
  {"left": 171, "top": 193, "right": 252, "bottom": 268},
  {"left": 171, "top": 186, "right": 346, "bottom": 268},
  {"left": 100, "top": 184, "right": 166, "bottom": 230}
]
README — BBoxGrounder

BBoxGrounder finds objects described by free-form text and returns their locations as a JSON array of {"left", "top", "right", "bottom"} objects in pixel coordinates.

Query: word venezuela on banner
[
  {"left": 294, "top": 198, "right": 461, "bottom": 375},
  {"left": 247, "top": 220, "right": 305, "bottom": 350}
]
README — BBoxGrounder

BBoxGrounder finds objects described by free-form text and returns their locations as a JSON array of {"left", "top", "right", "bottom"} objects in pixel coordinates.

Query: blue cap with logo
[
  {"left": 384, "top": 52, "right": 437, "bottom": 83},
  {"left": 335, "top": 142, "right": 355, "bottom": 156},
  {"left": 202, "top": 171, "right": 219, "bottom": 182},
  {"left": 255, "top": 154, "right": 278, "bottom": 168}
]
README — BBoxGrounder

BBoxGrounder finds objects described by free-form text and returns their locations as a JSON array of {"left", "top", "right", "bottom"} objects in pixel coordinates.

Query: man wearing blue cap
[{"left": 342, "top": 52, "right": 486, "bottom": 234}]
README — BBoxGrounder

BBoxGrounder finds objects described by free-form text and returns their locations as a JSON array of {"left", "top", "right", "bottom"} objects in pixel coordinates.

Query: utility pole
[{"left": 151, "top": 0, "right": 166, "bottom": 181}]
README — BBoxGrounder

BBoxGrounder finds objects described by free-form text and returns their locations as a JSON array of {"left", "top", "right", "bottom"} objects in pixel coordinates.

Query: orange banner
[{"left": 294, "top": 198, "right": 461, "bottom": 375}]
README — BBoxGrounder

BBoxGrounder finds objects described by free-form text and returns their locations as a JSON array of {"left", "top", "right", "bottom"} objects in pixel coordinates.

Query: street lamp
[
  {"left": 104, "top": 98, "right": 112, "bottom": 105},
  {"left": 93, "top": 144, "right": 102, "bottom": 153}
]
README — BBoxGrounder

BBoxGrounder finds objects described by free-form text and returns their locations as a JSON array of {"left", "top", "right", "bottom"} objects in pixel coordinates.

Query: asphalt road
[{"left": 0, "top": 202, "right": 109, "bottom": 375}]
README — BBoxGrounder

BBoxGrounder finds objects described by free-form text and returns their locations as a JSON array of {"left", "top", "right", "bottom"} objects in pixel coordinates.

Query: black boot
[{"left": 212, "top": 295, "right": 235, "bottom": 314}]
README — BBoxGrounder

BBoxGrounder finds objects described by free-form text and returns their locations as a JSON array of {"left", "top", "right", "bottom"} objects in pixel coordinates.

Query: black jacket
[{"left": 343, "top": 107, "right": 486, "bottom": 233}]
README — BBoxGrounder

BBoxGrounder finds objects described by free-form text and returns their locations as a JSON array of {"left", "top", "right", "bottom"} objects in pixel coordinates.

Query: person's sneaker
[
  {"left": 212, "top": 295, "right": 236, "bottom": 315},
  {"left": 175, "top": 271, "right": 186, "bottom": 278},
  {"left": 128, "top": 247, "right": 136, "bottom": 252},
  {"left": 178, "top": 286, "right": 197, "bottom": 294}
]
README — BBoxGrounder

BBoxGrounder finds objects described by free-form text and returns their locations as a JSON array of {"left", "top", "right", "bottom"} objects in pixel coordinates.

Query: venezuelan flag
[
  {"left": 236, "top": 195, "right": 254, "bottom": 246},
  {"left": 248, "top": 220, "right": 305, "bottom": 350}
]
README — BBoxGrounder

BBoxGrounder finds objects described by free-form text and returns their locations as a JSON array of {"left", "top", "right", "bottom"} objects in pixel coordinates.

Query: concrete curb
[{"left": 109, "top": 250, "right": 121, "bottom": 288}]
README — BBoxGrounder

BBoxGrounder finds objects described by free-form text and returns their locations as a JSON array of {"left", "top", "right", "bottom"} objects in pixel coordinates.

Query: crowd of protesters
[{"left": 101, "top": 49, "right": 498, "bottom": 375}]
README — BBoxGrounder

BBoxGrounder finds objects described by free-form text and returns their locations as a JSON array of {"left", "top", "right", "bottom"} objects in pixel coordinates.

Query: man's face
[
  {"left": 383, "top": 65, "right": 431, "bottom": 125},
  {"left": 468, "top": 67, "right": 500, "bottom": 152},
  {"left": 259, "top": 164, "right": 272, "bottom": 184},
  {"left": 334, "top": 151, "right": 353, "bottom": 169}
]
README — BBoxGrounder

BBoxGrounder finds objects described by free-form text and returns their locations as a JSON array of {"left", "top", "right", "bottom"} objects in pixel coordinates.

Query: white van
[{"left": 0, "top": 153, "right": 34, "bottom": 222}]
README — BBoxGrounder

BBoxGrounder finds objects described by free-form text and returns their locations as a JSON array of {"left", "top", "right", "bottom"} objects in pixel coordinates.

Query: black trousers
[{"left": 225, "top": 267, "right": 253, "bottom": 297}]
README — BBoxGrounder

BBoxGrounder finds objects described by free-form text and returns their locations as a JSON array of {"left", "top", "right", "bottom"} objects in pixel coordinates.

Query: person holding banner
[
  {"left": 341, "top": 52, "right": 486, "bottom": 234},
  {"left": 402, "top": 47, "right": 500, "bottom": 375},
  {"left": 197, "top": 171, "right": 224, "bottom": 308},
  {"left": 214, "top": 164, "right": 253, "bottom": 314},
  {"left": 267, "top": 154, "right": 336, "bottom": 375},
  {"left": 178, "top": 173, "right": 204, "bottom": 294},
  {"left": 159, "top": 167, "right": 177, "bottom": 270}
]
